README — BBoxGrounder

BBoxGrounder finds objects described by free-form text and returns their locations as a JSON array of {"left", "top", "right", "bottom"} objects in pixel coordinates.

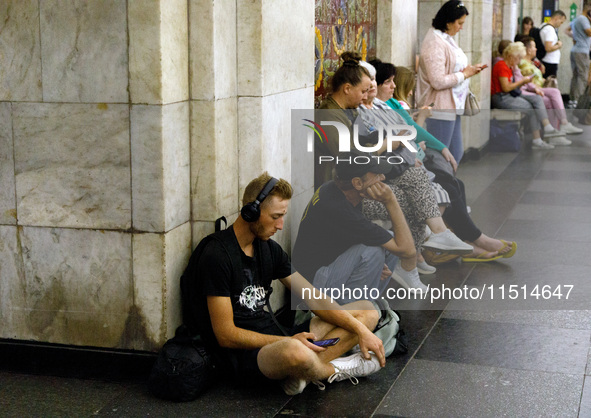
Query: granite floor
[{"left": 1, "top": 121, "right": 590, "bottom": 417}]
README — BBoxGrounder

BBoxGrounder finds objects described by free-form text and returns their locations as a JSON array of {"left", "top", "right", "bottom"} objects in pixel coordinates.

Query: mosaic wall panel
[
  {"left": 314, "top": 0, "right": 377, "bottom": 107},
  {"left": 492, "top": 0, "right": 504, "bottom": 60}
]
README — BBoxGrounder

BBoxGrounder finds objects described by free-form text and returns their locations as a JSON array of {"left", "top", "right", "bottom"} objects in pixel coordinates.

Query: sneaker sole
[
  {"left": 543, "top": 132, "right": 566, "bottom": 138},
  {"left": 391, "top": 271, "right": 428, "bottom": 292},
  {"left": 421, "top": 242, "right": 473, "bottom": 255},
  {"left": 417, "top": 266, "right": 437, "bottom": 275}
]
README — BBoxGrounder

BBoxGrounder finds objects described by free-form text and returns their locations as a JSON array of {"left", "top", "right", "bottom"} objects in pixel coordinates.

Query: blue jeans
[
  {"left": 426, "top": 116, "right": 463, "bottom": 163},
  {"left": 312, "top": 244, "right": 399, "bottom": 305}
]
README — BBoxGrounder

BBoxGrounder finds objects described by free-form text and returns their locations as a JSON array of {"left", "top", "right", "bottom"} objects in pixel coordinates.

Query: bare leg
[
  {"left": 424, "top": 216, "right": 448, "bottom": 234},
  {"left": 257, "top": 301, "right": 379, "bottom": 382},
  {"left": 470, "top": 233, "right": 514, "bottom": 255}
]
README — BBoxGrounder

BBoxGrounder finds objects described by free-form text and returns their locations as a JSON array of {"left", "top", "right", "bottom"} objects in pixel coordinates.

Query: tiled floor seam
[{"left": 369, "top": 308, "right": 450, "bottom": 418}]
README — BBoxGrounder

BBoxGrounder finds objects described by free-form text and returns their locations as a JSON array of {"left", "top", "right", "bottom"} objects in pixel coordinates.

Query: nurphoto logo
[{"left": 302, "top": 119, "right": 418, "bottom": 166}]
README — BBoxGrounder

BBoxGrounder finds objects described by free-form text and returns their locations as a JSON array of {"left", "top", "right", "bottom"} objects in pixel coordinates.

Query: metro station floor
[{"left": 1, "top": 123, "right": 590, "bottom": 417}]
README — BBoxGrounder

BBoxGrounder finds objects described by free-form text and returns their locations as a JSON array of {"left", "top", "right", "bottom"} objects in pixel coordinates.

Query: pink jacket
[{"left": 417, "top": 28, "right": 464, "bottom": 109}]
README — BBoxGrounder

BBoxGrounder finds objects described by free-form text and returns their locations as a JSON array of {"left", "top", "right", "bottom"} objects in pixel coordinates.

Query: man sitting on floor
[
  {"left": 292, "top": 152, "right": 420, "bottom": 302},
  {"left": 186, "top": 172, "right": 386, "bottom": 396}
]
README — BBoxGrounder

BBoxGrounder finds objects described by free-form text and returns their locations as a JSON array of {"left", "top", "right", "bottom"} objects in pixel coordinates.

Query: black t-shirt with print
[
  {"left": 292, "top": 181, "right": 393, "bottom": 281},
  {"left": 195, "top": 230, "right": 292, "bottom": 347}
]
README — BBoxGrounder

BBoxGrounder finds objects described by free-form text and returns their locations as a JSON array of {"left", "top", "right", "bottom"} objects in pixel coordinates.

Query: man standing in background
[
  {"left": 567, "top": 2, "right": 591, "bottom": 108},
  {"left": 540, "top": 10, "right": 567, "bottom": 78}
]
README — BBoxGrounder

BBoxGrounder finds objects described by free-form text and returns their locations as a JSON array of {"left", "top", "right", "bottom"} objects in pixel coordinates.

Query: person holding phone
[
  {"left": 417, "top": 0, "right": 487, "bottom": 164},
  {"left": 491, "top": 42, "right": 567, "bottom": 149}
]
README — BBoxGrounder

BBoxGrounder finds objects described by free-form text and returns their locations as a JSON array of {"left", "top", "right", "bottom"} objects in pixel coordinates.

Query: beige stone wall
[
  {"left": 377, "top": 0, "right": 419, "bottom": 67},
  {"left": 0, "top": 0, "right": 315, "bottom": 351}
]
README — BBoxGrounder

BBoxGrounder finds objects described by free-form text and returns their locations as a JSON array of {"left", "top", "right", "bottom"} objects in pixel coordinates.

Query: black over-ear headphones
[{"left": 240, "top": 177, "right": 279, "bottom": 222}]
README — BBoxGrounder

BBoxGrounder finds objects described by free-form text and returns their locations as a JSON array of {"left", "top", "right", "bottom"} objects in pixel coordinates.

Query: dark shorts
[{"left": 225, "top": 319, "right": 311, "bottom": 382}]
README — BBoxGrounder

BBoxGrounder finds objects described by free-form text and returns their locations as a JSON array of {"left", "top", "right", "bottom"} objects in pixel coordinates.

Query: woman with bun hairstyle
[
  {"left": 317, "top": 51, "right": 373, "bottom": 157},
  {"left": 417, "top": 0, "right": 486, "bottom": 164}
]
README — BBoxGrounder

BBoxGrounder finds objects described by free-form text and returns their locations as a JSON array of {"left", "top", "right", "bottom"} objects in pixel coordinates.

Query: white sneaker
[
  {"left": 391, "top": 263, "right": 429, "bottom": 292},
  {"left": 422, "top": 229, "right": 473, "bottom": 255},
  {"left": 548, "top": 136, "right": 572, "bottom": 146},
  {"left": 281, "top": 377, "right": 307, "bottom": 395},
  {"left": 417, "top": 260, "right": 436, "bottom": 275},
  {"left": 543, "top": 127, "right": 565, "bottom": 138},
  {"left": 532, "top": 139, "right": 555, "bottom": 149},
  {"left": 559, "top": 122, "right": 583, "bottom": 135},
  {"left": 466, "top": 206, "right": 471, "bottom": 214},
  {"left": 328, "top": 352, "right": 381, "bottom": 384}
]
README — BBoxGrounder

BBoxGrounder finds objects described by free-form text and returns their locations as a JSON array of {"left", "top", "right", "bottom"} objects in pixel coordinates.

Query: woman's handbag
[{"left": 464, "top": 91, "right": 481, "bottom": 116}]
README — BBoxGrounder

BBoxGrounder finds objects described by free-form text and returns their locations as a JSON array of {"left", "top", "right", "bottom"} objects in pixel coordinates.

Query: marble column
[
  {"left": 188, "top": 0, "right": 240, "bottom": 244},
  {"left": 0, "top": 0, "right": 192, "bottom": 351},
  {"left": 236, "top": 0, "right": 315, "bottom": 254},
  {"left": 377, "top": 0, "right": 419, "bottom": 68},
  {"left": 129, "top": 0, "right": 191, "bottom": 349}
]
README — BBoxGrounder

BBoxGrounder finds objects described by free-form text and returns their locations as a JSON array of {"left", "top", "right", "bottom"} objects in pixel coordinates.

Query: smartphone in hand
[{"left": 309, "top": 337, "right": 340, "bottom": 347}]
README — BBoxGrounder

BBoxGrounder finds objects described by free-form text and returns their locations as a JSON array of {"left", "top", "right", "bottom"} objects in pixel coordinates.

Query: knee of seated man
[
  {"left": 275, "top": 338, "right": 315, "bottom": 369},
  {"left": 360, "top": 245, "right": 387, "bottom": 265},
  {"left": 353, "top": 303, "right": 381, "bottom": 331}
]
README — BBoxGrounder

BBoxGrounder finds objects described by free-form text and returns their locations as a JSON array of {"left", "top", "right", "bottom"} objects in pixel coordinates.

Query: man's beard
[{"left": 249, "top": 220, "right": 270, "bottom": 240}]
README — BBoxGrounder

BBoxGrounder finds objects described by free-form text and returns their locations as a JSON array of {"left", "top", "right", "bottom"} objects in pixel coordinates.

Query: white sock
[{"left": 532, "top": 137, "right": 544, "bottom": 144}]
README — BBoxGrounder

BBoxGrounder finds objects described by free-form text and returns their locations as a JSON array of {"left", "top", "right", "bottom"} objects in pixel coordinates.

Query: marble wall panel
[
  {"left": 377, "top": 0, "right": 418, "bottom": 67},
  {"left": 160, "top": 0, "right": 189, "bottom": 104},
  {"left": 237, "top": 0, "right": 315, "bottom": 97},
  {"left": 0, "top": 103, "right": 16, "bottom": 225},
  {"left": 129, "top": 0, "right": 189, "bottom": 104},
  {"left": 13, "top": 103, "right": 131, "bottom": 230},
  {"left": 162, "top": 103, "right": 191, "bottom": 231},
  {"left": 132, "top": 232, "right": 165, "bottom": 350},
  {"left": 129, "top": 0, "right": 161, "bottom": 104},
  {"left": 17, "top": 227, "right": 132, "bottom": 348},
  {"left": 237, "top": 87, "right": 314, "bottom": 198},
  {"left": 131, "top": 102, "right": 190, "bottom": 232},
  {"left": 191, "top": 98, "right": 239, "bottom": 221},
  {"left": 163, "top": 222, "right": 192, "bottom": 341},
  {"left": 192, "top": 221, "right": 217, "bottom": 251},
  {"left": 0, "top": 226, "right": 25, "bottom": 340},
  {"left": 40, "top": 0, "right": 128, "bottom": 103},
  {"left": 189, "top": 0, "right": 237, "bottom": 100},
  {"left": 0, "top": 1, "right": 42, "bottom": 101},
  {"left": 418, "top": 1, "right": 442, "bottom": 49}
]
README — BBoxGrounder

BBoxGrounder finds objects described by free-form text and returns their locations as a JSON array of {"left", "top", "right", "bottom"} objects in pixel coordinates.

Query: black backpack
[
  {"left": 530, "top": 23, "right": 550, "bottom": 61},
  {"left": 147, "top": 325, "right": 215, "bottom": 402},
  {"left": 148, "top": 217, "right": 230, "bottom": 402}
]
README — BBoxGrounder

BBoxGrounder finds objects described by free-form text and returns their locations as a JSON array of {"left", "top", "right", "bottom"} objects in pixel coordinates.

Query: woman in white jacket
[{"left": 417, "top": 0, "right": 486, "bottom": 164}]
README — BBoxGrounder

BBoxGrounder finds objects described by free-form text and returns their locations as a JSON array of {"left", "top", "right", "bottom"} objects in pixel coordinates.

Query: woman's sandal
[
  {"left": 461, "top": 252, "right": 503, "bottom": 263},
  {"left": 498, "top": 240, "right": 517, "bottom": 258}
]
